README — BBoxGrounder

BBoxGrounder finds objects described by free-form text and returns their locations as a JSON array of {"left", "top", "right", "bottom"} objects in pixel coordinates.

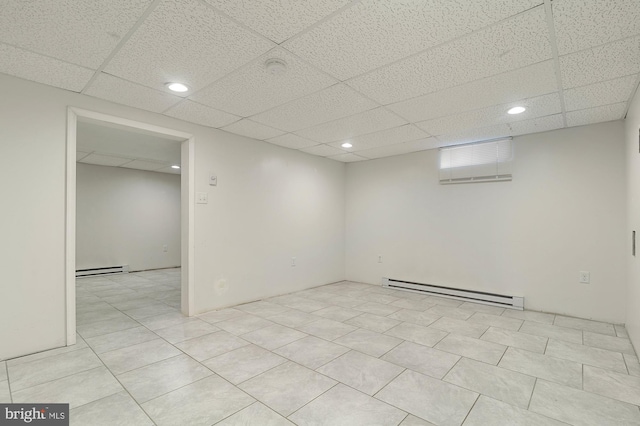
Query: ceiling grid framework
[{"left": 0, "top": 0, "right": 638, "bottom": 162}]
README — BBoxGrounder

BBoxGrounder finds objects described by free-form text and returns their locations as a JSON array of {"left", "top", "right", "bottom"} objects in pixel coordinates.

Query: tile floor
[{"left": 2, "top": 268, "right": 640, "bottom": 425}]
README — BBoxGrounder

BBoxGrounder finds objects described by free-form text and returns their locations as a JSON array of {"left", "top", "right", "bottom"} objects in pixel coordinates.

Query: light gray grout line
[
  {"left": 623, "top": 73, "right": 640, "bottom": 119},
  {"left": 543, "top": 0, "right": 568, "bottom": 128},
  {"left": 623, "top": 353, "right": 633, "bottom": 375},
  {"left": 4, "top": 362, "right": 13, "bottom": 403},
  {"left": 459, "top": 393, "right": 481, "bottom": 426},
  {"left": 80, "top": 0, "right": 163, "bottom": 94},
  {"left": 284, "top": 382, "right": 341, "bottom": 420},
  {"left": 581, "top": 363, "right": 584, "bottom": 391},
  {"left": 527, "top": 378, "right": 538, "bottom": 410}
]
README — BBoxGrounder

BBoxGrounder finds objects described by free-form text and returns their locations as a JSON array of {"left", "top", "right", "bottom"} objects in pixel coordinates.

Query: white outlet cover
[{"left": 196, "top": 192, "right": 208, "bottom": 204}]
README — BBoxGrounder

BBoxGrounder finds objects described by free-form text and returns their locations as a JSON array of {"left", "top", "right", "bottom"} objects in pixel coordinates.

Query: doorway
[{"left": 65, "top": 108, "right": 195, "bottom": 345}]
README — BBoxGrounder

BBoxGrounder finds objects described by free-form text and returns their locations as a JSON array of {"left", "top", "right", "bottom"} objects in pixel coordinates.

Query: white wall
[
  {"left": 0, "top": 74, "right": 345, "bottom": 360},
  {"left": 76, "top": 163, "right": 181, "bottom": 272},
  {"left": 346, "top": 121, "right": 627, "bottom": 323},
  {"left": 626, "top": 87, "right": 640, "bottom": 352}
]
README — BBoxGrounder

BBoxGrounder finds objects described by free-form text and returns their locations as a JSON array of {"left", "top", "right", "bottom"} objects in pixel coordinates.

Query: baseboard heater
[
  {"left": 76, "top": 265, "right": 130, "bottom": 278},
  {"left": 382, "top": 277, "right": 524, "bottom": 310}
]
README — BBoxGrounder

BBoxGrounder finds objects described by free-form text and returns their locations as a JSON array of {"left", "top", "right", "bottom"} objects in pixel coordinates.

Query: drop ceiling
[{"left": 1, "top": 0, "right": 638, "bottom": 162}]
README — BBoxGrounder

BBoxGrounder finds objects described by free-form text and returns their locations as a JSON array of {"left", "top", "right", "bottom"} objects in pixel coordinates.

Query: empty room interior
[{"left": 2, "top": 0, "right": 640, "bottom": 425}]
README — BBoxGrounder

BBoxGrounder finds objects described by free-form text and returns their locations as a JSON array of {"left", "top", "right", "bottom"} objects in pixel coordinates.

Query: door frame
[{"left": 65, "top": 107, "right": 196, "bottom": 345}]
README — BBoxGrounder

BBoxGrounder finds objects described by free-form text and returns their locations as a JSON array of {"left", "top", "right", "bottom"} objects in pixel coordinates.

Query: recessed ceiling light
[
  {"left": 166, "top": 82, "right": 189, "bottom": 93},
  {"left": 171, "top": 165, "right": 180, "bottom": 169},
  {"left": 507, "top": 106, "right": 526, "bottom": 115},
  {"left": 265, "top": 59, "right": 287, "bottom": 76},
  {"left": 341, "top": 142, "right": 353, "bottom": 148}
]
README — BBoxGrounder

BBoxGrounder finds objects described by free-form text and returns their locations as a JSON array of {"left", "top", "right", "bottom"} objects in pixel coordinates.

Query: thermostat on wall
[{"left": 209, "top": 174, "right": 217, "bottom": 186}]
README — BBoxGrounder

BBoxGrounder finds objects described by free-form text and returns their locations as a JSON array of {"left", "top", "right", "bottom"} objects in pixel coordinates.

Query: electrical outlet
[
  {"left": 579, "top": 271, "right": 590, "bottom": 284},
  {"left": 196, "top": 192, "right": 208, "bottom": 204},
  {"left": 378, "top": 255, "right": 383, "bottom": 263},
  {"left": 291, "top": 257, "right": 296, "bottom": 267}
]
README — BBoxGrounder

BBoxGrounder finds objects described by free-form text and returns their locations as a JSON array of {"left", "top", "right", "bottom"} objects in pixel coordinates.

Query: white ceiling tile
[
  {"left": 357, "top": 138, "right": 439, "bottom": 159},
  {"left": 347, "top": 6, "right": 551, "bottom": 105},
  {"left": 249, "top": 84, "right": 378, "bottom": 132},
  {"left": 388, "top": 61, "right": 558, "bottom": 123},
  {"left": 559, "top": 36, "right": 640, "bottom": 89},
  {"left": 299, "top": 144, "right": 347, "bottom": 157},
  {"left": 191, "top": 47, "right": 337, "bottom": 117},
  {"left": 509, "top": 114, "right": 565, "bottom": 136},
  {"left": 203, "top": 0, "right": 351, "bottom": 43},
  {"left": 104, "top": 0, "right": 274, "bottom": 92},
  {"left": 0, "top": 0, "right": 153, "bottom": 68},
  {"left": 0, "top": 44, "right": 94, "bottom": 92},
  {"left": 79, "top": 153, "right": 133, "bottom": 167},
  {"left": 84, "top": 73, "right": 183, "bottom": 113},
  {"left": 435, "top": 124, "right": 512, "bottom": 146},
  {"left": 76, "top": 151, "right": 91, "bottom": 161},
  {"left": 566, "top": 103, "right": 627, "bottom": 128},
  {"left": 416, "top": 93, "right": 562, "bottom": 136},
  {"left": 284, "top": 0, "right": 541, "bottom": 80},
  {"left": 164, "top": 100, "right": 240, "bottom": 128},
  {"left": 327, "top": 125, "right": 429, "bottom": 151},
  {"left": 221, "top": 119, "right": 285, "bottom": 140},
  {"left": 119, "top": 159, "right": 167, "bottom": 171},
  {"left": 553, "top": 0, "right": 640, "bottom": 55},
  {"left": 564, "top": 75, "right": 638, "bottom": 111},
  {"left": 266, "top": 134, "right": 318, "bottom": 150},
  {"left": 156, "top": 166, "right": 182, "bottom": 174},
  {"left": 295, "top": 107, "right": 407, "bottom": 143},
  {"left": 328, "top": 153, "right": 368, "bottom": 163}
]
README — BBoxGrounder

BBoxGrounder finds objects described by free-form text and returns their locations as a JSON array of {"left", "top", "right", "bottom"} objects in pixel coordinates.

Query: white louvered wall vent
[
  {"left": 439, "top": 138, "right": 513, "bottom": 184},
  {"left": 382, "top": 277, "right": 524, "bottom": 310}
]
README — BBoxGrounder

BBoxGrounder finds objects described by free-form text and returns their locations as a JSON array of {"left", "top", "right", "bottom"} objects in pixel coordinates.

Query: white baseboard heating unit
[
  {"left": 76, "top": 265, "right": 130, "bottom": 278},
  {"left": 382, "top": 277, "right": 524, "bottom": 310}
]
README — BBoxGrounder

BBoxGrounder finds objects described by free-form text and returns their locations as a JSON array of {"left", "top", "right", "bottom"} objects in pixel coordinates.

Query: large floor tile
[
  {"left": 334, "top": 329, "right": 402, "bottom": 357},
  {"left": 443, "top": 358, "right": 535, "bottom": 409},
  {"left": 583, "top": 365, "right": 640, "bottom": 406},
  {"left": 203, "top": 344, "right": 287, "bottom": 385},
  {"left": 241, "top": 324, "right": 307, "bottom": 350},
  {"left": 236, "top": 301, "right": 290, "bottom": 317},
  {"left": 325, "top": 295, "right": 366, "bottom": 308},
  {"left": 376, "top": 370, "right": 478, "bottom": 426},
  {"left": 117, "top": 354, "right": 213, "bottom": 403},
  {"left": 529, "top": 380, "right": 640, "bottom": 426},
  {"left": 463, "top": 395, "right": 567, "bottom": 426},
  {"left": 5, "top": 338, "right": 88, "bottom": 367},
  {"left": 196, "top": 308, "right": 245, "bottom": 324},
  {"left": 345, "top": 313, "right": 401, "bottom": 333},
  {"left": 290, "top": 384, "right": 406, "bottom": 426},
  {"left": 359, "top": 292, "right": 401, "bottom": 305},
  {"left": 69, "top": 391, "right": 154, "bottom": 426},
  {"left": 312, "top": 305, "right": 362, "bottom": 321},
  {"left": 501, "top": 310, "right": 555, "bottom": 325},
  {"left": 625, "top": 354, "right": 640, "bottom": 377},
  {"left": 429, "top": 317, "right": 488, "bottom": 338},
  {"left": 390, "top": 298, "right": 436, "bottom": 311},
  {"left": 137, "top": 311, "right": 194, "bottom": 330},
  {"left": 76, "top": 316, "right": 140, "bottom": 338},
  {"left": 400, "top": 415, "right": 437, "bottom": 425},
  {"left": 239, "top": 361, "right": 336, "bottom": 417},
  {"left": 174, "top": 330, "right": 249, "bottom": 362},
  {"left": 382, "top": 341, "right": 460, "bottom": 379},
  {"left": 8, "top": 348, "right": 102, "bottom": 391},
  {"left": 217, "top": 402, "right": 293, "bottom": 426},
  {"left": 296, "top": 318, "right": 357, "bottom": 341},
  {"left": 216, "top": 314, "right": 275, "bottom": 335},
  {"left": 545, "top": 339, "right": 627, "bottom": 373},
  {"left": 142, "top": 376, "right": 255, "bottom": 426},
  {"left": 554, "top": 316, "right": 616, "bottom": 336},
  {"left": 273, "top": 336, "right": 349, "bottom": 369},
  {"left": 317, "top": 350, "right": 404, "bottom": 395},
  {"left": 458, "top": 303, "right": 505, "bottom": 316},
  {"left": 354, "top": 301, "right": 401, "bottom": 316},
  {"left": 85, "top": 326, "right": 158, "bottom": 354},
  {"left": 480, "top": 327, "right": 547, "bottom": 354},
  {"left": 12, "top": 367, "right": 122, "bottom": 409},
  {"left": 385, "top": 322, "right": 448, "bottom": 347},
  {"left": 519, "top": 321, "right": 583, "bottom": 344},
  {"left": 615, "top": 324, "right": 629, "bottom": 338},
  {"left": 583, "top": 331, "right": 636, "bottom": 355},
  {"left": 77, "top": 309, "right": 131, "bottom": 326},
  {"left": 154, "top": 319, "right": 219, "bottom": 344},
  {"left": 434, "top": 334, "right": 506, "bottom": 365},
  {"left": 426, "top": 305, "right": 472, "bottom": 320},
  {"left": 467, "top": 312, "right": 522, "bottom": 331},
  {"left": 278, "top": 296, "right": 330, "bottom": 313},
  {"left": 122, "top": 304, "right": 178, "bottom": 320},
  {"left": 267, "top": 310, "right": 319, "bottom": 328},
  {"left": 98, "top": 339, "right": 181, "bottom": 375},
  {"left": 498, "top": 347, "right": 582, "bottom": 388},
  {"left": 0, "top": 381, "right": 10, "bottom": 403},
  {"left": 426, "top": 296, "right": 464, "bottom": 308}
]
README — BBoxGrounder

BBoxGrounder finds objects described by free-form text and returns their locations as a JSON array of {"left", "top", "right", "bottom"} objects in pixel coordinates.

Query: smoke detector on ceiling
[{"left": 265, "top": 59, "right": 287, "bottom": 76}]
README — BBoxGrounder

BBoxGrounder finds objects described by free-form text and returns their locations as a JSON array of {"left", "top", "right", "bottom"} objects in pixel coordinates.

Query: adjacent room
[{"left": 1, "top": 0, "right": 640, "bottom": 425}]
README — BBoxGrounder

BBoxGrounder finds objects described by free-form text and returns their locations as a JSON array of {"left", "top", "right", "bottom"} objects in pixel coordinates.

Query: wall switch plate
[
  {"left": 579, "top": 271, "right": 590, "bottom": 284},
  {"left": 196, "top": 192, "right": 208, "bottom": 204},
  {"left": 209, "top": 174, "right": 217, "bottom": 186},
  {"left": 291, "top": 257, "right": 296, "bottom": 267},
  {"left": 163, "top": 244, "right": 168, "bottom": 252},
  {"left": 378, "top": 255, "right": 383, "bottom": 263}
]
